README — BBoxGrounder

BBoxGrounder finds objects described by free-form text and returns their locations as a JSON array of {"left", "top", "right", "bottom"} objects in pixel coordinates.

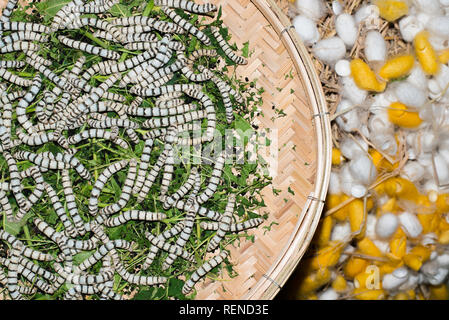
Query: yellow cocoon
[
  {"left": 349, "top": 199, "right": 366, "bottom": 238},
  {"left": 384, "top": 176, "right": 420, "bottom": 201},
  {"left": 350, "top": 58, "right": 386, "bottom": 92},
  {"left": 374, "top": 0, "right": 408, "bottom": 22},
  {"left": 430, "top": 284, "right": 449, "bottom": 300},
  {"left": 353, "top": 288, "right": 386, "bottom": 300},
  {"left": 379, "top": 55, "right": 415, "bottom": 80},
  {"left": 436, "top": 194, "right": 449, "bottom": 213},
  {"left": 388, "top": 102, "right": 422, "bottom": 128},
  {"left": 403, "top": 245, "right": 431, "bottom": 271},
  {"left": 308, "top": 241, "right": 343, "bottom": 270},
  {"left": 344, "top": 256, "right": 369, "bottom": 279},
  {"left": 332, "top": 148, "right": 343, "bottom": 165},
  {"left": 326, "top": 194, "right": 349, "bottom": 222},
  {"left": 388, "top": 228, "right": 407, "bottom": 260},
  {"left": 332, "top": 275, "right": 347, "bottom": 292},
  {"left": 313, "top": 215, "right": 334, "bottom": 247},
  {"left": 438, "top": 48, "right": 449, "bottom": 64},
  {"left": 417, "top": 213, "right": 439, "bottom": 234},
  {"left": 369, "top": 149, "right": 399, "bottom": 172},
  {"left": 358, "top": 237, "right": 383, "bottom": 258},
  {"left": 414, "top": 31, "right": 440, "bottom": 75},
  {"left": 296, "top": 268, "right": 332, "bottom": 296}
]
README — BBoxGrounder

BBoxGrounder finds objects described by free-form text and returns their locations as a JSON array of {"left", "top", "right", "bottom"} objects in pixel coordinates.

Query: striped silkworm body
[
  {"left": 197, "top": 152, "right": 225, "bottom": 204},
  {"left": 104, "top": 210, "right": 166, "bottom": 227},
  {"left": 145, "top": 232, "right": 195, "bottom": 262},
  {"left": 154, "top": 0, "right": 217, "bottom": 15},
  {"left": 142, "top": 222, "right": 185, "bottom": 269},
  {"left": 161, "top": 7, "right": 210, "bottom": 45},
  {"left": 210, "top": 26, "right": 248, "bottom": 65},
  {"left": 207, "top": 194, "right": 235, "bottom": 252},
  {"left": 58, "top": 35, "right": 120, "bottom": 60},
  {"left": 182, "top": 250, "right": 229, "bottom": 295}
]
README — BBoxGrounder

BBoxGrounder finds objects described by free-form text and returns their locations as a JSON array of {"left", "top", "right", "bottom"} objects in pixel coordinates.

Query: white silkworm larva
[
  {"left": 145, "top": 232, "right": 195, "bottom": 262},
  {"left": 88, "top": 159, "right": 128, "bottom": 217},
  {"left": 200, "top": 217, "right": 264, "bottom": 232},
  {"left": 99, "top": 158, "right": 137, "bottom": 216},
  {"left": 142, "top": 222, "right": 185, "bottom": 269},
  {"left": 210, "top": 26, "right": 248, "bottom": 65},
  {"left": 182, "top": 250, "right": 229, "bottom": 295},
  {"left": 154, "top": 0, "right": 217, "bottom": 14},
  {"left": 161, "top": 7, "right": 210, "bottom": 45},
  {"left": 207, "top": 194, "right": 235, "bottom": 252},
  {"left": 58, "top": 35, "right": 120, "bottom": 60},
  {"left": 104, "top": 210, "right": 166, "bottom": 227},
  {"left": 197, "top": 152, "right": 225, "bottom": 204}
]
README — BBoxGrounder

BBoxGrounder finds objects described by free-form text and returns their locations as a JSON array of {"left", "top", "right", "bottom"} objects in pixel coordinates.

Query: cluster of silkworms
[{"left": 0, "top": 0, "right": 266, "bottom": 299}]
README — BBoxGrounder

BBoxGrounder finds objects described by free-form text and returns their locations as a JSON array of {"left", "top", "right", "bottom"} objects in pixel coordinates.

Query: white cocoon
[
  {"left": 435, "top": 64, "right": 449, "bottom": 95},
  {"left": 341, "top": 76, "right": 368, "bottom": 105},
  {"left": 426, "top": 16, "right": 449, "bottom": 38},
  {"left": 335, "top": 99, "right": 360, "bottom": 132},
  {"left": 433, "top": 153, "right": 449, "bottom": 185},
  {"left": 366, "top": 214, "right": 377, "bottom": 239},
  {"left": 329, "top": 171, "right": 342, "bottom": 194},
  {"left": 312, "top": 36, "right": 346, "bottom": 65},
  {"left": 351, "top": 184, "right": 367, "bottom": 198},
  {"left": 354, "top": 4, "right": 379, "bottom": 24},
  {"left": 364, "top": 30, "right": 387, "bottom": 62},
  {"left": 428, "top": 34, "right": 449, "bottom": 51},
  {"left": 382, "top": 268, "right": 409, "bottom": 291},
  {"left": 375, "top": 212, "right": 399, "bottom": 239},
  {"left": 331, "top": 222, "right": 351, "bottom": 242},
  {"left": 436, "top": 253, "right": 449, "bottom": 267},
  {"left": 401, "top": 161, "right": 426, "bottom": 182},
  {"left": 424, "top": 268, "right": 449, "bottom": 286},
  {"left": 335, "top": 59, "right": 351, "bottom": 77},
  {"left": 368, "top": 113, "right": 394, "bottom": 134},
  {"left": 295, "top": 0, "right": 326, "bottom": 21},
  {"left": 335, "top": 13, "right": 358, "bottom": 47},
  {"left": 369, "top": 133, "right": 398, "bottom": 156},
  {"left": 394, "top": 82, "right": 427, "bottom": 108},
  {"left": 332, "top": 0, "right": 343, "bottom": 15},
  {"left": 339, "top": 137, "right": 368, "bottom": 159},
  {"left": 399, "top": 272, "right": 419, "bottom": 291},
  {"left": 293, "top": 15, "right": 320, "bottom": 46},
  {"left": 399, "top": 15, "right": 424, "bottom": 42},
  {"left": 340, "top": 164, "right": 355, "bottom": 196},
  {"left": 348, "top": 154, "right": 377, "bottom": 185},
  {"left": 407, "top": 65, "right": 428, "bottom": 90},
  {"left": 318, "top": 288, "right": 339, "bottom": 300},
  {"left": 414, "top": 0, "right": 443, "bottom": 15},
  {"left": 398, "top": 211, "right": 423, "bottom": 238}
]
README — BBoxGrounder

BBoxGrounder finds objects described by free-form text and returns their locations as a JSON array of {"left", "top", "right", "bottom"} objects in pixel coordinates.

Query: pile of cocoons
[{"left": 284, "top": 0, "right": 449, "bottom": 300}]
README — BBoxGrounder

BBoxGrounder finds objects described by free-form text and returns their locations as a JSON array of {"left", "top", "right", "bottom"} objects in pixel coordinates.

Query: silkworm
[
  {"left": 25, "top": 57, "right": 74, "bottom": 93},
  {"left": 58, "top": 35, "right": 120, "bottom": 60},
  {"left": 1, "top": 0, "right": 17, "bottom": 23},
  {"left": 155, "top": 0, "right": 217, "bottom": 14},
  {"left": 104, "top": 210, "right": 166, "bottom": 227},
  {"left": 142, "top": 222, "right": 185, "bottom": 269},
  {"left": 145, "top": 232, "right": 195, "bottom": 262},
  {"left": 182, "top": 250, "right": 229, "bottom": 295},
  {"left": 161, "top": 7, "right": 210, "bottom": 45},
  {"left": 187, "top": 49, "right": 217, "bottom": 66},
  {"left": 0, "top": 230, "right": 54, "bottom": 261},
  {"left": 137, "top": 145, "right": 170, "bottom": 203},
  {"left": 68, "top": 126, "right": 129, "bottom": 148},
  {"left": 162, "top": 172, "right": 200, "bottom": 270},
  {"left": 0, "top": 21, "right": 50, "bottom": 33},
  {"left": 163, "top": 167, "right": 198, "bottom": 209},
  {"left": 0, "top": 67, "right": 33, "bottom": 86},
  {"left": 0, "top": 41, "right": 39, "bottom": 53},
  {"left": 16, "top": 75, "right": 42, "bottom": 134},
  {"left": 75, "top": 239, "right": 133, "bottom": 272},
  {"left": 183, "top": 87, "right": 216, "bottom": 142},
  {"left": 207, "top": 194, "right": 235, "bottom": 252},
  {"left": 88, "top": 160, "right": 128, "bottom": 217},
  {"left": 0, "top": 60, "right": 25, "bottom": 68},
  {"left": 210, "top": 26, "right": 247, "bottom": 65},
  {"left": 0, "top": 31, "right": 48, "bottom": 47},
  {"left": 98, "top": 158, "right": 137, "bottom": 216},
  {"left": 197, "top": 152, "right": 225, "bottom": 204},
  {"left": 200, "top": 217, "right": 264, "bottom": 232}
]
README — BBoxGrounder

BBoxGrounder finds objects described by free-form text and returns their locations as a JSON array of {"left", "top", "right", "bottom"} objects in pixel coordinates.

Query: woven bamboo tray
[
  {"left": 0, "top": 0, "right": 332, "bottom": 300},
  {"left": 194, "top": 0, "right": 332, "bottom": 300}
]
